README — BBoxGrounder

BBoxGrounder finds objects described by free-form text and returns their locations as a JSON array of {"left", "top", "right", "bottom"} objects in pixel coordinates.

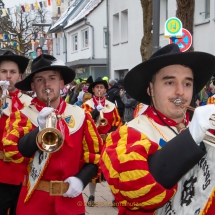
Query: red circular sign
[{"left": 169, "top": 28, "right": 192, "bottom": 52}]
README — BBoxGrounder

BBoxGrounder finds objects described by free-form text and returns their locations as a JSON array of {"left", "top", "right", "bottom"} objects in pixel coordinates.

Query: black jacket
[{"left": 107, "top": 84, "right": 124, "bottom": 117}]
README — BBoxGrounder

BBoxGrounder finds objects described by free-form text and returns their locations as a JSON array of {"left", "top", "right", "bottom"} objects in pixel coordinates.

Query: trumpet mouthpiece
[
  {"left": 46, "top": 89, "right": 50, "bottom": 94},
  {"left": 174, "top": 98, "right": 182, "bottom": 106}
]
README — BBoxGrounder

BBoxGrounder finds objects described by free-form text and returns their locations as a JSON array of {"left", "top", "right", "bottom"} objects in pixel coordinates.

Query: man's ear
[
  {"left": 31, "top": 82, "right": 35, "bottom": 92},
  {"left": 147, "top": 82, "right": 153, "bottom": 96}
]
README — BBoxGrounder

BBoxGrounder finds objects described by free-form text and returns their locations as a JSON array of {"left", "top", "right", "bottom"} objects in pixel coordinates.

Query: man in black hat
[
  {"left": 2, "top": 54, "right": 103, "bottom": 215},
  {"left": 82, "top": 77, "right": 122, "bottom": 206},
  {"left": 0, "top": 51, "right": 31, "bottom": 215},
  {"left": 100, "top": 44, "right": 215, "bottom": 215}
]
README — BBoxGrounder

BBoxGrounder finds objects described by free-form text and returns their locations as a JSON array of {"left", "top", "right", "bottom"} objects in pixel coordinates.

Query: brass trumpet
[
  {"left": 36, "top": 89, "right": 64, "bottom": 153},
  {"left": 174, "top": 98, "right": 215, "bottom": 144},
  {"left": 97, "top": 92, "right": 108, "bottom": 127}
]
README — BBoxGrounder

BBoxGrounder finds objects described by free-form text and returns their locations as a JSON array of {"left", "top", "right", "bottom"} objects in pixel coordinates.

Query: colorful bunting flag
[
  {"left": 21, "top": 5, "right": 25, "bottom": 12},
  {"left": 25, "top": 4, "right": 30, "bottom": 11},
  {"left": 43, "top": 1, "right": 47, "bottom": 7},
  {"left": 16, "top": 6, "right": 20, "bottom": 13},
  {"left": 47, "top": 0, "right": 51, "bottom": 6},
  {"left": 2, "top": 8, "right": 7, "bottom": 16},
  {"left": 31, "top": 4, "right": 34, "bottom": 10},
  {"left": 57, "top": 0, "right": 61, "bottom": 6},
  {"left": 39, "top": 1, "right": 43, "bottom": 8},
  {"left": 35, "top": 2, "right": 39, "bottom": 10}
]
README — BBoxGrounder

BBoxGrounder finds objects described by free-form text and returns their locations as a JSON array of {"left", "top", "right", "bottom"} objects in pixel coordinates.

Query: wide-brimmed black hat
[
  {"left": 86, "top": 76, "right": 93, "bottom": 85},
  {"left": 15, "top": 54, "right": 75, "bottom": 91},
  {"left": 88, "top": 77, "right": 108, "bottom": 94},
  {"left": 0, "top": 51, "right": 29, "bottom": 74},
  {"left": 124, "top": 44, "right": 215, "bottom": 104}
]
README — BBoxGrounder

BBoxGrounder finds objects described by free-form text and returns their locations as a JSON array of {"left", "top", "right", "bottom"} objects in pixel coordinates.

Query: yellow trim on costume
[
  {"left": 109, "top": 184, "right": 119, "bottom": 194},
  {"left": 120, "top": 151, "right": 147, "bottom": 163},
  {"left": 132, "top": 139, "right": 152, "bottom": 154},
  {"left": 120, "top": 169, "right": 149, "bottom": 182},
  {"left": 86, "top": 119, "right": 99, "bottom": 152},
  {"left": 4, "top": 151, "right": 24, "bottom": 163},
  {"left": 101, "top": 151, "right": 119, "bottom": 179},
  {"left": 82, "top": 136, "right": 89, "bottom": 153},
  {"left": 83, "top": 152, "right": 90, "bottom": 163},
  {"left": 141, "top": 190, "right": 167, "bottom": 206},
  {"left": 200, "top": 186, "right": 215, "bottom": 215},
  {"left": 3, "top": 137, "right": 18, "bottom": 146},
  {"left": 120, "top": 182, "right": 156, "bottom": 199}
]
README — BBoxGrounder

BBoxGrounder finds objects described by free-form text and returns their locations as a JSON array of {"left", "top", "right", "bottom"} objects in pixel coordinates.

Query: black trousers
[{"left": 0, "top": 183, "right": 22, "bottom": 215}]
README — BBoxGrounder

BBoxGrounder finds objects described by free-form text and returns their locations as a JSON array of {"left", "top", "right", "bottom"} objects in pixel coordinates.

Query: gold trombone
[
  {"left": 36, "top": 89, "right": 64, "bottom": 153},
  {"left": 97, "top": 92, "right": 108, "bottom": 127}
]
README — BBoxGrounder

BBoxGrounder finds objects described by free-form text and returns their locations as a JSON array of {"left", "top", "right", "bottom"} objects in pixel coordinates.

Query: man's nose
[
  {"left": 176, "top": 84, "right": 184, "bottom": 96},
  {"left": 6, "top": 71, "right": 11, "bottom": 78}
]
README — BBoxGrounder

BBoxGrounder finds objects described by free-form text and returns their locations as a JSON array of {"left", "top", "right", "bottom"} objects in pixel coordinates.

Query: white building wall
[
  {"left": 88, "top": 0, "right": 107, "bottom": 58},
  {"left": 53, "top": 37, "right": 66, "bottom": 62},
  {"left": 109, "top": 0, "right": 215, "bottom": 80},
  {"left": 193, "top": 0, "right": 215, "bottom": 54},
  {"left": 65, "top": 0, "right": 106, "bottom": 63},
  {"left": 109, "top": 0, "right": 143, "bottom": 79}
]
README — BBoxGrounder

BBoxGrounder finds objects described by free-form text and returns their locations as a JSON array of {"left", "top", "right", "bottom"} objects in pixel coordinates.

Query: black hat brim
[
  {"left": 15, "top": 65, "right": 75, "bottom": 91},
  {"left": 124, "top": 51, "right": 215, "bottom": 104},
  {"left": 0, "top": 55, "right": 29, "bottom": 74},
  {"left": 88, "top": 80, "right": 108, "bottom": 94}
]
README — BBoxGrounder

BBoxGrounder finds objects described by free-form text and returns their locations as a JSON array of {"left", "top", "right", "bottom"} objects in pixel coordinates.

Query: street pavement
[{"left": 83, "top": 181, "right": 118, "bottom": 215}]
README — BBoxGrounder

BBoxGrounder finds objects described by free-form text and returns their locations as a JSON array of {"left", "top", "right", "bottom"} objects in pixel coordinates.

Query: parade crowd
[{"left": 1, "top": 44, "right": 215, "bottom": 215}]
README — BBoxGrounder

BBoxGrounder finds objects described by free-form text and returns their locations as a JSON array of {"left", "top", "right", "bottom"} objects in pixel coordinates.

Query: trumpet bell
[
  {"left": 99, "top": 118, "right": 108, "bottom": 126},
  {"left": 36, "top": 127, "right": 64, "bottom": 153}
]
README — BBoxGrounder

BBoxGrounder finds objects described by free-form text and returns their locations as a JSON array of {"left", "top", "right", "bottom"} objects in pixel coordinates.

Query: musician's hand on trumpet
[
  {"left": 188, "top": 105, "right": 215, "bottom": 145},
  {"left": 37, "top": 107, "right": 54, "bottom": 131}
]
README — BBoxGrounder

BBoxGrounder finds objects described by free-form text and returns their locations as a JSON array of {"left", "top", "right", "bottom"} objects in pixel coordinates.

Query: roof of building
[
  {"left": 64, "top": 0, "right": 103, "bottom": 29},
  {"left": 50, "top": 0, "right": 82, "bottom": 31}
]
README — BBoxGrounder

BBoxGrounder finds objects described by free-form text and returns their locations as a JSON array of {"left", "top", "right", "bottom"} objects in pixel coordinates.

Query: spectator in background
[
  {"left": 36, "top": 47, "right": 43, "bottom": 56},
  {"left": 65, "top": 80, "right": 77, "bottom": 104},
  {"left": 70, "top": 83, "right": 83, "bottom": 105},
  {"left": 119, "top": 89, "right": 139, "bottom": 123},
  {"left": 107, "top": 79, "right": 124, "bottom": 119},
  {"left": 102, "top": 76, "right": 109, "bottom": 83},
  {"left": 198, "top": 86, "right": 208, "bottom": 106}
]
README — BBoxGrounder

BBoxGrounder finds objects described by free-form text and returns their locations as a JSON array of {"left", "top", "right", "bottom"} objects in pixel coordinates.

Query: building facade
[{"left": 50, "top": 0, "right": 215, "bottom": 80}]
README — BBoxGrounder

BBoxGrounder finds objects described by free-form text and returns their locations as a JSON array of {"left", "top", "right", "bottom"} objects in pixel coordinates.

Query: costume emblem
[
  {"left": 181, "top": 176, "right": 197, "bottom": 206},
  {"left": 3, "top": 102, "right": 8, "bottom": 109},
  {"left": 63, "top": 115, "right": 75, "bottom": 128},
  {"left": 159, "top": 138, "right": 166, "bottom": 147},
  {"left": 106, "top": 104, "right": 110, "bottom": 109}
]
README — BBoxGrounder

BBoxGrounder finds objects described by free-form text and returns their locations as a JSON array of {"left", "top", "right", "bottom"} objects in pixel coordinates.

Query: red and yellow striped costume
[
  {"left": 82, "top": 98, "right": 122, "bottom": 135},
  {"left": 100, "top": 126, "right": 177, "bottom": 215},
  {"left": 2, "top": 104, "right": 103, "bottom": 215}
]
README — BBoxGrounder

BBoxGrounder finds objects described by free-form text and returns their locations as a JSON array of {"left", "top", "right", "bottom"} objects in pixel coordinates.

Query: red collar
[{"left": 144, "top": 106, "right": 189, "bottom": 127}]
